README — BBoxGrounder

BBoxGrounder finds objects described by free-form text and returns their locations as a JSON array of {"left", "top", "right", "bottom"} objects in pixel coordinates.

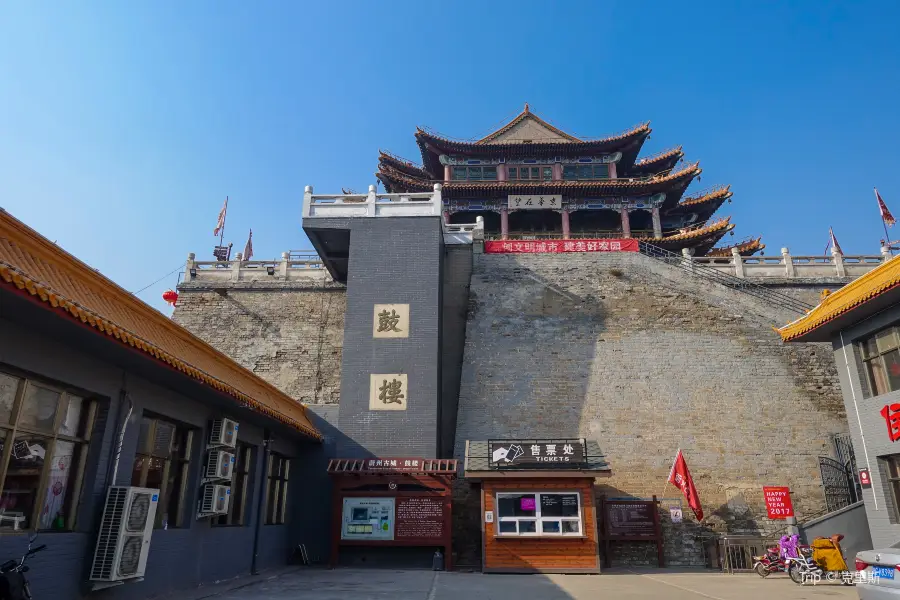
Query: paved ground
[{"left": 200, "top": 568, "right": 859, "bottom": 600}]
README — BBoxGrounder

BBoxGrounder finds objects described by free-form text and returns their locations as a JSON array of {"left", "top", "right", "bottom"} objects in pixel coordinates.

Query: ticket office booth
[
  {"left": 327, "top": 457, "right": 457, "bottom": 569},
  {"left": 463, "top": 439, "right": 612, "bottom": 574}
]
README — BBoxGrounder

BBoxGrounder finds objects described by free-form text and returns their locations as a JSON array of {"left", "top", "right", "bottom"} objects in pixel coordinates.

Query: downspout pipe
[{"left": 251, "top": 432, "right": 272, "bottom": 575}]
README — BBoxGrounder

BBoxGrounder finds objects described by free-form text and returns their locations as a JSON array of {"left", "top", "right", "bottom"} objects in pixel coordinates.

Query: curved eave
[
  {"left": 778, "top": 255, "right": 900, "bottom": 342},
  {"left": 379, "top": 162, "right": 701, "bottom": 198},
  {"left": 415, "top": 123, "right": 651, "bottom": 160},
  {"left": 626, "top": 147, "right": 684, "bottom": 177},
  {"left": 0, "top": 265, "right": 322, "bottom": 440},
  {"left": 666, "top": 186, "right": 733, "bottom": 219},
  {"left": 707, "top": 237, "right": 765, "bottom": 257},
  {"left": 378, "top": 151, "right": 433, "bottom": 180},
  {"left": 650, "top": 217, "right": 734, "bottom": 247}
]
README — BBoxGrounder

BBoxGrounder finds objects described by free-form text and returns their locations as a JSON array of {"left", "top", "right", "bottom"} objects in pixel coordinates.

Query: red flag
[
  {"left": 877, "top": 188, "right": 896, "bottom": 226},
  {"left": 213, "top": 197, "right": 228, "bottom": 236},
  {"left": 828, "top": 227, "right": 843, "bottom": 255},
  {"left": 243, "top": 228, "right": 253, "bottom": 261},
  {"left": 667, "top": 450, "right": 703, "bottom": 520}
]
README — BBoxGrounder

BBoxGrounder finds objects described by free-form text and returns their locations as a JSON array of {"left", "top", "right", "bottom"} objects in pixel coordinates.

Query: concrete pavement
[{"left": 200, "top": 568, "right": 859, "bottom": 600}]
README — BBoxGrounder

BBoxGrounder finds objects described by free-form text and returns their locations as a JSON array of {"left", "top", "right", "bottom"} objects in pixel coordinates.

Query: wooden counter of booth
[
  {"left": 327, "top": 457, "right": 457, "bottom": 570},
  {"left": 464, "top": 439, "right": 612, "bottom": 574}
]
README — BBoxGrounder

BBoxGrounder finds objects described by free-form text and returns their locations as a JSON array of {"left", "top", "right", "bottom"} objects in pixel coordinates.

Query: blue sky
[{"left": 2, "top": 1, "right": 899, "bottom": 312}]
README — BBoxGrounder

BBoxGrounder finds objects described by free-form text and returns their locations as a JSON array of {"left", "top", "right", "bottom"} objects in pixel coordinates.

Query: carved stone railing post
[
  {"left": 731, "top": 247, "right": 744, "bottom": 278},
  {"left": 782, "top": 247, "right": 795, "bottom": 278},
  {"left": 883, "top": 245, "right": 892, "bottom": 262},
  {"left": 682, "top": 247, "right": 694, "bottom": 271},
  {"left": 366, "top": 184, "right": 377, "bottom": 217},
  {"left": 186, "top": 252, "right": 196, "bottom": 280},
  {"left": 280, "top": 252, "right": 290, "bottom": 278},
  {"left": 231, "top": 252, "right": 243, "bottom": 282},
  {"left": 832, "top": 247, "right": 846, "bottom": 277}
]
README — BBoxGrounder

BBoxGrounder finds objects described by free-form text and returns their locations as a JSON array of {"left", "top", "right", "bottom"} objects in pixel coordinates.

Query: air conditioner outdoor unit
[
  {"left": 206, "top": 449, "right": 235, "bottom": 480},
  {"left": 89, "top": 486, "right": 159, "bottom": 583},
  {"left": 209, "top": 418, "right": 238, "bottom": 448},
  {"left": 200, "top": 484, "right": 231, "bottom": 515}
]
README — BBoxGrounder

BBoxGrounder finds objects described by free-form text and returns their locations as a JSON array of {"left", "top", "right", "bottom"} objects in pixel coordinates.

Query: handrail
[{"left": 638, "top": 242, "right": 815, "bottom": 314}]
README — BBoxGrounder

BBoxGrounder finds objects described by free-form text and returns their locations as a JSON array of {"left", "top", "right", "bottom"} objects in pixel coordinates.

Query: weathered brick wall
[
  {"left": 174, "top": 276, "right": 345, "bottom": 405},
  {"left": 453, "top": 252, "right": 850, "bottom": 567}
]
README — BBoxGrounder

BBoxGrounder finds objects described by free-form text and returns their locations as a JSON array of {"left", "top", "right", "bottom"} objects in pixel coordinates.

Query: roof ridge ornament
[{"left": 523, "top": 102, "right": 530, "bottom": 113}]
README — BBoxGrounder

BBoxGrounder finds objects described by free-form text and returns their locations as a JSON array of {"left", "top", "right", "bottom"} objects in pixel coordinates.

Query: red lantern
[{"left": 162, "top": 289, "right": 178, "bottom": 306}]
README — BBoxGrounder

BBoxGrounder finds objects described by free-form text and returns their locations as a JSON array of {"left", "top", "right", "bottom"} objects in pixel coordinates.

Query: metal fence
[{"left": 718, "top": 536, "right": 781, "bottom": 573}]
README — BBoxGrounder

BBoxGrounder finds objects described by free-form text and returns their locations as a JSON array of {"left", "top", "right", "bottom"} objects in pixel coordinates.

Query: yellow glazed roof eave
[
  {"left": 0, "top": 210, "right": 322, "bottom": 440},
  {"left": 778, "top": 254, "right": 900, "bottom": 342}
]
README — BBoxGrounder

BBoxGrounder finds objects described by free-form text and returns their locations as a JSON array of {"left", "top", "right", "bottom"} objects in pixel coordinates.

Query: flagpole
[{"left": 883, "top": 216, "right": 894, "bottom": 256}]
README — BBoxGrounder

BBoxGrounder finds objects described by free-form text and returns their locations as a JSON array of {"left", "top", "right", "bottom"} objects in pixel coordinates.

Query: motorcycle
[
  {"left": 787, "top": 535, "right": 853, "bottom": 586},
  {"left": 753, "top": 545, "right": 787, "bottom": 577},
  {"left": 0, "top": 534, "right": 45, "bottom": 600}
]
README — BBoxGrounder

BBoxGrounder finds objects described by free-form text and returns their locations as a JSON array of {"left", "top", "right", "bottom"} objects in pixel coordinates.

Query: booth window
[
  {"left": 0, "top": 370, "right": 96, "bottom": 532},
  {"left": 496, "top": 492, "right": 582, "bottom": 536},
  {"left": 213, "top": 443, "right": 252, "bottom": 526},
  {"left": 265, "top": 453, "right": 290, "bottom": 525},
  {"left": 131, "top": 415, "right": 194, "bottom": 529}
]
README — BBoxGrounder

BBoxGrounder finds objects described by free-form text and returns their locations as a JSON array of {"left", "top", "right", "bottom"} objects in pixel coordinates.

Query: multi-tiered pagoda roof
[{"left": 377, "top": 105, "right": 762, "bottom": 257}]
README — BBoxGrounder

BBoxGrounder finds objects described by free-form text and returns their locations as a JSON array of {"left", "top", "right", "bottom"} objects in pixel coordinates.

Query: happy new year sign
[
  {"left": 763, "top": 486, "right": 794, "bottom": 519},
  {"left": 485, "top": 239, "right": 639, "bottom": 254}
]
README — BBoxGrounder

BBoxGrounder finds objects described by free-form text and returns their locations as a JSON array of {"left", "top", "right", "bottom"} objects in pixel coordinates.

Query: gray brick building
[{"left": 780, "top": 256, "right": 900, "bottom": 550}]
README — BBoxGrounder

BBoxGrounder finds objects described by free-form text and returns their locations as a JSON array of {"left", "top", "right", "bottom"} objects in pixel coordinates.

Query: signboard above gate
[
  {"left": 508, "top": 195, "right": 562, "bottom": 210},
  {"left": 489, "top": 440, "right": 586, "bottom": 469}
]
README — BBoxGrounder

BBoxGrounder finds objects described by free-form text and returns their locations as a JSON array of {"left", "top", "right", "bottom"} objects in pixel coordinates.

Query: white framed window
[{"left": 495, "top": 491, "right": 582, "bottom": 536}]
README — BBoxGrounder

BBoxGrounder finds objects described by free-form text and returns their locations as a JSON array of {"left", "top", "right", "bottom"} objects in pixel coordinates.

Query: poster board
[{"left": 598, "top": 495, "right": 664, "bottom": 568}]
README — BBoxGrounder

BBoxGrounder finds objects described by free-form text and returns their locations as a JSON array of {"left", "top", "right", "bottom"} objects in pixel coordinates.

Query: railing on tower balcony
[{"left": 302, "top": 184, "right": 443, "bottom": 219}]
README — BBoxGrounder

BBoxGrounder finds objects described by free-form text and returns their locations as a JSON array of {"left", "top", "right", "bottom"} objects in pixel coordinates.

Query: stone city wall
[
  {"left": 174, "top": 272, "right": 345, "bottom": 405},
  {"left": 452, "top": 251, "right": 850, "bottom": 567}
]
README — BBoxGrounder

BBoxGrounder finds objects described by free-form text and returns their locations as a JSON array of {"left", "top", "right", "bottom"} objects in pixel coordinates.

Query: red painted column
[
  {"left": 552, "top": 163, "right": 562, "bottom": 181},
  {"left": 444, "top": 165, "right": 451, "bottom": 183},
  {"left": 443, "top": 210, "right": 450, "bottom": 224},
  {"left": 562, "top": 209, "right": 570, "bottom": 239},
  {"left": 497, "top": 164, "right": 507, "bottom": 181},
  {"left": 608, "top": 161, "right": 617, "bottom": 179},
  {"left": 500, "top": 208, "right": 509, "bottom": 240},
  {"left": 620, "top": 208, "right": 631, "bottom": 238}
]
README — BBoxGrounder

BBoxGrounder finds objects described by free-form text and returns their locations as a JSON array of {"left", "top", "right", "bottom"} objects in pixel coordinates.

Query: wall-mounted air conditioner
[
  {"left": 89, "top": 486, "right": 159, "bottom": 583},
  {"left": 200, "top": 484, "right": 231, "bottom": 515},
  {"left": 206, "top": 449, "right": 235, "bottom": 480},
  {"left": 209, "top": 418, "right": 238, "bottom": 448}
]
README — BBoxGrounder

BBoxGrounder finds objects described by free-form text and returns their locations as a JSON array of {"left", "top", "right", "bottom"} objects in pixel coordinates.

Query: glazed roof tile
[
  {"left": 0, "top": 209, "right": 321, "bottom": 439},
  {"left": 778, "top": 255, "right": 900, "bottom": 342},
  {"left": 707, "top": 237, "right": 765, "bottom": 257},
  {"left": 377, "top": 162, "right": 701, "bottom": 197}
]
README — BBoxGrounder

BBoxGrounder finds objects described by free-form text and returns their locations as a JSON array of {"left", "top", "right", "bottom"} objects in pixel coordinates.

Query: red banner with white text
[{"left": 485, "top": 239, "right": 639, "bottom": 254}]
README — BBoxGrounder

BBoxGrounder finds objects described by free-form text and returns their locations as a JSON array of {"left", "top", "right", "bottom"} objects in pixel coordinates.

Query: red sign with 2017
[
  {"left": 763, "top": 486, "right": 794, "bottom": 519},
  {"left": 485, "top": 239, "right": 640, "bottom": 254}
]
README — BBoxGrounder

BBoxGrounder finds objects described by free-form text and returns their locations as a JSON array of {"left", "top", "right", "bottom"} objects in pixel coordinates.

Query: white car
[{"left": 856, "top": 549, "right": 900, "bottom": 599}]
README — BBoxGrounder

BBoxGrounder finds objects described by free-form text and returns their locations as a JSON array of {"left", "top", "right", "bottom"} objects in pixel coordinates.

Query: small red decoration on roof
[{"left": 162, "top": 289, "right": 178, "bottom": 306}]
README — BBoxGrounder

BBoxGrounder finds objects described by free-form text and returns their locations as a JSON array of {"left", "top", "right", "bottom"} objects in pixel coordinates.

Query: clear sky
[{"left": 2, "top": 1, "right": 899, "bottom": 312}]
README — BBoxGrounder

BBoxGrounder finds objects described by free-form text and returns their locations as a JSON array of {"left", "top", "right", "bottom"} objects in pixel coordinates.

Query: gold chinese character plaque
[
  {"left": 369, "top": 374, "right": 408, "bottom": 411},
  {"left": 372, "top": 304, "right": 409, "bottom": 339}
]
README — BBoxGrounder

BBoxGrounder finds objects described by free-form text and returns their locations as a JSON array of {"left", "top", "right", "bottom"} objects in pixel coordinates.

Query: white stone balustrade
[
  {"left": 302, "top": 184, "right": 443, "bottom": 219},
  {"left": 184, "top": 251, "right": 327, "bottom": 283},
  {"left": 690, "top": 246, "right": 890, "bottom": 279}
]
